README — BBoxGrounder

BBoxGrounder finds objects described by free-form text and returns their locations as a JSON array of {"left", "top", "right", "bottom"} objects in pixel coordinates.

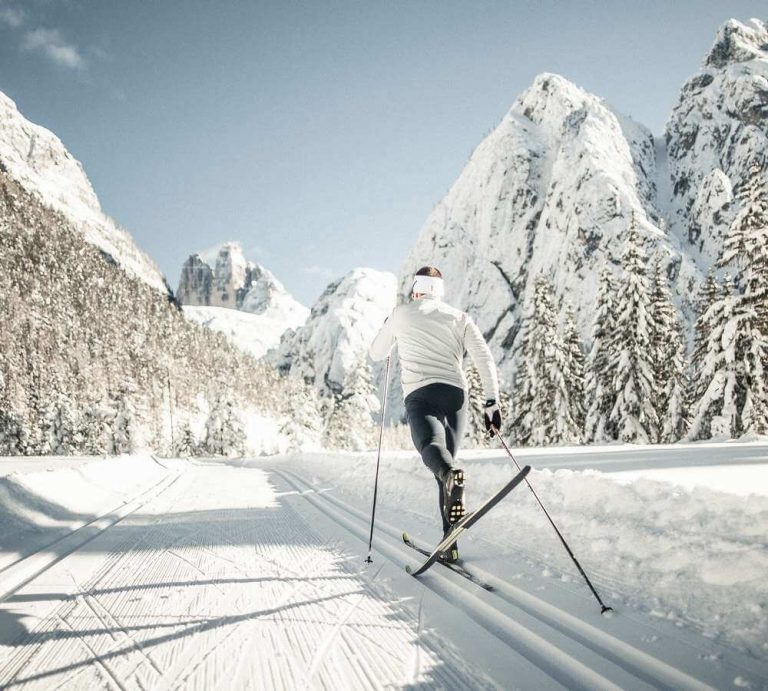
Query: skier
[{"left": 369, "top": 266, "right": 501, "bottom": 562}]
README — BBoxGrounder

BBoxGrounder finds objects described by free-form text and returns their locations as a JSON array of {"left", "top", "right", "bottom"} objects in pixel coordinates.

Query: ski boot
[{"left": 442, "top": 467, "right": 466, "bottom": 525}]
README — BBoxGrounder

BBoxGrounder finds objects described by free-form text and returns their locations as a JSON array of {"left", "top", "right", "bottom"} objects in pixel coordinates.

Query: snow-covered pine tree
[
  {"left": 562, "top": 306, "right": 586, "bottom": 436},
  {"left": 649, "top": 255, "right": 689, "bottom": 442},
  {"left": 464, "top": 365, "right": 486, "bottom": 447},
  {"left": 688, "top": 276, "right": 742, "bottom": 439},
  {"left": 46, "top": 394, "right": 81, "bottom": 455},
  {"left": 110, "top": 391, "right": 136, "bottom": 455},
  {"left": 608, "top": 222, "right": 659, "bottom": 443},
  {"left": 464, "top": 364, "right": 513, "bottom": 445},
  {"left": 513, "top": 275, "right": 582, "bottom": 446},
  {"left": 174, "top": 421, "right": 198, "bottom": 457},
  {"left": 584, "top": 268, "right": 618, "bottom": 442},
  {"left": 690, "top": 163, "right": 768, "bottom": 438},
  {"left": 203, "top": 391, "right": 246, "bottom": 456},
  {"left": 323, "top": 356, "right": 378, "bottom": 450}
]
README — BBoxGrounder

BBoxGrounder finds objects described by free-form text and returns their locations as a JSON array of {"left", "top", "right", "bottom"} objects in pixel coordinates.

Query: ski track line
[
  {"left": 281, "top": 468, "right": 724, "bottom": 689},
  {"left": 275, "top": 467, "right": 719, "bottom": 691},
  {"left": 54, "top": 614, "right": 126, "bottom": 691},
  {"left": 273, "top": 468, "right": 621, "bottom": 691},
  {"left": 304, "top": 563, "right": 383, "bottom": 687},
  {"left": 0, "top": 470, "right": 183, "bottom": 604},
  {"left": 3, "top": 463, "right": 579, "bottom": 689}
]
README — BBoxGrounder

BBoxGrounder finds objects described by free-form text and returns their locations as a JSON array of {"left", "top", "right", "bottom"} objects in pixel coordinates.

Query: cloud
[
  {"left": 0, "top": 4, "right": 24, "bottom": 27},
  {"left": 23, "top": 27, "right": 84, "bottom": 69}
]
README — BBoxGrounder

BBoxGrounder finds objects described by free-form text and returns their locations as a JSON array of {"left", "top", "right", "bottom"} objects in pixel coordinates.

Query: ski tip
[
  {"left": 402, "top": 532, "right": 409, "bottom": 542},
  {"left": 405, "top": 565, "right": 413, "bottom": 575}
]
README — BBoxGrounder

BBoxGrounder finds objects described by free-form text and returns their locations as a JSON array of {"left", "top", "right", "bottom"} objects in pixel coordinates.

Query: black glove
[{"left": 484, "top": 399, "right": 501, "bottom": 436}]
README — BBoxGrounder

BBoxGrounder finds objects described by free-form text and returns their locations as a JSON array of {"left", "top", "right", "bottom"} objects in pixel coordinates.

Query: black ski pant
[{"left": 404, "top": 383, "right": 467, "bottom": 534}]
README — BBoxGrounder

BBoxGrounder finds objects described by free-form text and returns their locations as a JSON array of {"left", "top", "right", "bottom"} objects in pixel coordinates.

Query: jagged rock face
[
  {"left": 401, "top": 19, "right": 768, "bottom": 380},
  {"left": 177, "top": 255, "right": 214, "bottom": 306},
  {"left": 665, "top": 18, "right": 768, "bottom": 270},
  {"left": 0, "top": 91, "right": 169, "bottom": 294},
  {"left": 177, "top": 242, "right": 308, "bottom": 357},
  {"left": 400, "top": 73, "right": 676, "bottom": 379},
  {"left": 177, "top": 242, "right": 306, "bottom": 320},
  {"left": 274, "top": 268, "right": 397, "bottom": 397}
]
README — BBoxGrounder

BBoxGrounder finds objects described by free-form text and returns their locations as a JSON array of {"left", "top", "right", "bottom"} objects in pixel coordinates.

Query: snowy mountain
[
  {"left": 0, "top": 169, "right": 321, "bottom": 457},
  {"left": 274, "top": 268, "right": 397, "bottom": 398},
  {"left": 400, "top": 19, "right": 768, "bottom": 383},
  {"left": 665, "top": 18, "right": 768, "bottom": 271},
  {"left": 0, "top": 91, "right": 169, "bottom": 294},
  {"left": 400, "top": 73, "right": 671, "bottom": 380},
  {"left": 177, "top": 242, "right": 308, "bottom": 357}
]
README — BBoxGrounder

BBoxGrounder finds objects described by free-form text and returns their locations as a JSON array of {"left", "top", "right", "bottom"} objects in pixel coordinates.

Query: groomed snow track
[
  {"left": 273, "top": 468, "right": 722, "bottom": 691},
  {"left": 0, "top": 459, "right": 765, "bottom": 690}
]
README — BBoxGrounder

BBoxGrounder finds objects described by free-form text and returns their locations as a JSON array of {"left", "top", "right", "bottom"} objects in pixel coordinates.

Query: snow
[
  {"left": 278, "top": 441, "right": 768, "bottom": 665},
  {"left": 612, "top": 463, "right": 768, "bottom": 496},
  {"left": 0, "top": 455, "right": 169, "bottom": 570},
  {"left": 0, "top": 91, "right": 169, "bottom": 294},
  {"left": 275, "top": 267, "right": 397, "bottom": 398},
  {"left": 183, "top": 305, "right": 300, "bottom": 360},
  {"left": 177, "top": 242, "right": 309, "bottom": 357},
  {"left": 1, "top": 444, "right": 766, "bottom": 688}
]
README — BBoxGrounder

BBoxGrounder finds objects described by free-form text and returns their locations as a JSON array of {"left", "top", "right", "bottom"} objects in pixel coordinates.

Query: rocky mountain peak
[
  {"left": 665, "top": 17, "right": 768, "bottom": 274},
  {"left": 704, "top": 18, "right": 768, "bottom": 69},
  {"left": 515, "top": 73, "right": 597, "bottom": 129},
  {"left": 177, "top": 241, "right": 306, "bottom": 320},
  {"left": 0, "top": 89, "right": 168, "bottom": 294},
  {"left": 274, "top": 268, "right": 396, "bottom": 398}
]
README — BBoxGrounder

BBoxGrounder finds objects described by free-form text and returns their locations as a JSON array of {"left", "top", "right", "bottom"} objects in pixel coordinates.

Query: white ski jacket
[{"left": 369, "top": 297, "right": 500, "bottom": 401}]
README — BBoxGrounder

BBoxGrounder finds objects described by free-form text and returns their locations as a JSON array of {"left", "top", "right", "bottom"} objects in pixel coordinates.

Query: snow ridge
[{"left": 0, "top": 91, "right": 169, "bottom": 294}]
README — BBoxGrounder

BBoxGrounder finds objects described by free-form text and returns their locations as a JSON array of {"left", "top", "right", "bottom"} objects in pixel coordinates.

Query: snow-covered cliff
[
  {"left": 665, "top": 18, "right": 768, "bottom": 270},
  {"left": 0, "top": 91, "right": 169, "bottom": 294},
  {"left": 400, "top": 73, "right": 672, "bottom": 379},
  {"left": 400, "top": 18, "right": 768, "bottom": 381},
  {"left": 274, "top": 268, "right": 397, "bottom": 398},
  {"left": 177, "top": 242, "right": 308, "bottom": 358}
]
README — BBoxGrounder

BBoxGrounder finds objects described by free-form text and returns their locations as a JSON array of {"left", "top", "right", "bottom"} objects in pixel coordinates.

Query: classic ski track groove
[
  {"left": 275, "top": 467, "right": 718, "bottom": 691},
  {"left": 0, "top": 464, "right": 501, "bottom": 690},
  {"left": 0, "top": 470, "right": 183, "bottom": 604}
]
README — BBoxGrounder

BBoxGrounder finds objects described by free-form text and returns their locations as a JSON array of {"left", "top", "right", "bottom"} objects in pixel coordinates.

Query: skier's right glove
[{"left": 484, "top": 399, "right": 502, "bottom": 436}]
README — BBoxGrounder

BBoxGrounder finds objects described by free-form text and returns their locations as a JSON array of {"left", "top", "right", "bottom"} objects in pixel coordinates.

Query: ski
[
  {"left": 402, "top": 532, "right": 494, "bottom": 591},
  {"left": 405, "top": 464, "right": 531, "bottom": 578}
]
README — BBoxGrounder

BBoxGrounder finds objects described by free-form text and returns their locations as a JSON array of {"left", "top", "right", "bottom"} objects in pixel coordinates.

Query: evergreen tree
[
  {"left": 608, "top": 223, "right": 659, "bottom": 443},
  {"left": 562, "top": 306, "right": 586, "bottom": 435},
  {"left": 110, "top": 392, "right": 136, "bottom": 455},
  {"left": 464, "top": 365, "right": 487, "bottom": 447},
  {"left": 174, "top": 422, "right": 198, "bottom": 457},
  {"left": 584, "top": 268, "right": 618, "bottom": 442},
  {"left": 513, "top": 275, "right": 582, "bottom": 446},
  {"left": 690, "top": 164, "right": 768, "bottom": 437},
  {"left": 649, "top": 256, "right": 688, "bottom": 442},
  {"left": 323, "top": 356, "right": 378, "bottom": 450},
  {"left": 203, "top": 391, "right": 246, "bottom": 456},
  {"left": 688, "top": 276, "right": 742, "bottom": 438},
  {"left": 46, "top": 394, "right": 81, "bottom": 455}
]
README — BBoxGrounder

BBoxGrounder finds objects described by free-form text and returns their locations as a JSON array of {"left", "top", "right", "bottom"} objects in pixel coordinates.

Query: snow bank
[
  {"left": 279, "top": 450, "right": 768, "bottom": 660},
  {"left": 0, "top": 455, "right": 170, "bottom": 570}
]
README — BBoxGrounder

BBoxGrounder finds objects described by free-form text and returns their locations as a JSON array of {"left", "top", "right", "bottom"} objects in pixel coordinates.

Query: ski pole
[
  {"left": 493, "top": 426, "right": 613, "bottom": 615},
  {"left": 365, "top": 355, "right": 391, "bottom": 564}
]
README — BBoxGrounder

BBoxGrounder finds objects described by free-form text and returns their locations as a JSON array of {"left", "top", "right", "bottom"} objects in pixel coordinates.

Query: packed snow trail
[
  {"left": 0, "top": 461, "right": 542, "bottom": 689},
  {"left": 1, "top": 456, "right": 766, "bottom": 689}
]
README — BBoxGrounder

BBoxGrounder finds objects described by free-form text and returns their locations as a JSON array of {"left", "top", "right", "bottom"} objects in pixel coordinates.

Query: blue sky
[{"left": 1, "top": 1, "right": 766, "bottom": 305}]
